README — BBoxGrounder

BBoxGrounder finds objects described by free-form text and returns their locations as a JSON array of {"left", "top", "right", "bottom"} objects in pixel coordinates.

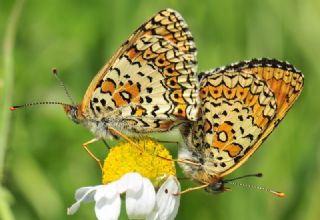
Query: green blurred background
[{"left": 1, "top": 0, "right": 319, "bottom": 219}]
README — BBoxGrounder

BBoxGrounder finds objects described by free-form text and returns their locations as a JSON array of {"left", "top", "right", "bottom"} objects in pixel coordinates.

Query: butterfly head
[
  {"left": 63, "top": 104, "right": 81, "bottom": 124},
  {"left": 204, "top": 180, "right": 228, "bottom": 194}
]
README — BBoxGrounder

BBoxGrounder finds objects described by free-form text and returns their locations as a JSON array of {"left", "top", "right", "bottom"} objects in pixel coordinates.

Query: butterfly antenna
[
  {"left": 224, "top": 173, "right": 263, "bottom": 182},
  {"left": 52, "top": 68, "right": 75, "bottom": 105},
  {"left": 226, "top": 181, "right": 285, "bottom": 198},
  {"left": 223, "top": 173, "right": 285, "bottom": 198},
  {"left": 10, "top": 101, "right": 70, "bottom": 111}
]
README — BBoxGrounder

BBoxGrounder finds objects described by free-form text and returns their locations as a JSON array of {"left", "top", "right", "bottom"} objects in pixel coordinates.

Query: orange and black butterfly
[
  {"left": 178, "top": 58, "right": 304, "bottom": 195},
  {"left": 12, "top": 9, "right": 199, "bottom": 165}
]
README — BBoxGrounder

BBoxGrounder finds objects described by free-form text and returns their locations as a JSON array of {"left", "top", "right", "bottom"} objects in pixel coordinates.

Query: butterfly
[
  {"left": 178, "top": 58, "right": 304, "bottom": 195},
  {"left": 12, "top": 9, "right": 199, "bottom": 168},
  {"left": 73, "top": 8, "right": 199, "bottom": 135}
]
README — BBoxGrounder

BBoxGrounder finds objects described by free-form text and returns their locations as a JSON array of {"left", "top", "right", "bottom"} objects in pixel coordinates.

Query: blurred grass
[
  {"left": 1, "top": 0, "right": 320, "bottom": 220},
  {"left": 1, "top": 0, "right": 25, "bottom": 219}
]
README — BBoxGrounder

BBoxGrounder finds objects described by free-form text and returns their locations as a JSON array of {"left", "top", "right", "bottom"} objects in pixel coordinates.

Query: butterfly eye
[
  {"left": 204, "top": 181, "right": 224, "bottom": 193},
  {"left": 70, "top": 106, "right": 80, "bottom": 124}
]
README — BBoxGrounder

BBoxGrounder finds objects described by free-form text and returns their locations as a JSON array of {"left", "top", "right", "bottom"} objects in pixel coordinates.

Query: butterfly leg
[
  {"left": 82, "top": 138, "right": 103, "bottom": 172},
  {"left": 102, "top": 139, "right": 111, "bottom": 149},
  {"left": 174, "top": 183, "right": 210, "bottom": 196},
  {"left": 152, "top": 139, "right": 200, "bottom": 166},
  {"left": 108, "top": 127, "right": 143, "bottom": 151}
]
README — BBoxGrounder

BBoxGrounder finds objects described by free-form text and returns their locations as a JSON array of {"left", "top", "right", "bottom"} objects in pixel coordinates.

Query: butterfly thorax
[
  {"left": 178, "top": 145, "right": 218, "bottom": 182},
  {"left": 178, "top": 146, "right": 227, "bottom": 194}
]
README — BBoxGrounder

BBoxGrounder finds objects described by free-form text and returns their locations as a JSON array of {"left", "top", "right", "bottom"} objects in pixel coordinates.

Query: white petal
[
  {"left": 94, "top": 184, "right": 121, "bottom": 220},
  {"left": 116, "top": 172, "right": 143, "bottom": 194},
  {"left": 149, "top": 176, "right": 181, "bottom": 220},
  {"left": 75, "top": 186, "right": 96, "bottom": 202},
  {"left": 146, "top": 211, "right": 159, "bottom": 220},
  {"left": 126, "top": 177, "right": 156, "bottom": 219},
  {"left": 95, "top": 194, "right": 121, "bottom": 220},
  {"left": 94, "top": 183, "right": 118, "bottom": 200},
  {"left": 67, "top": 186, "right": 98, "bottom": 215}
]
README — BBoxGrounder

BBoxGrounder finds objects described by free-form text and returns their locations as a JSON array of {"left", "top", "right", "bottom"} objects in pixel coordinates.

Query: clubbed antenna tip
[
  {"left": 9, "top": 106, "right": 17, "bottom": 111},
  {"left": 272, "top": 191, "right": 285, "bottom": 198},
  {"left": 51, "top": 68, "right": 75, "bottom": 105},
  {"left": 52, "top": 68, "right": 57, "bottom": 74}
]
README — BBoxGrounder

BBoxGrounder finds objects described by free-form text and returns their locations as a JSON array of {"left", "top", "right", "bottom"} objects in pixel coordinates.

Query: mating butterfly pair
[{"left": 12, "top": 9, "right": 304, "bottom": 194}]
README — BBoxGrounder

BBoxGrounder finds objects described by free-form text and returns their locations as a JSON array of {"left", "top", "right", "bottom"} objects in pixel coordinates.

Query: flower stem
[{"left": 0, "top": 0, "right": 25, "bottom": 219}]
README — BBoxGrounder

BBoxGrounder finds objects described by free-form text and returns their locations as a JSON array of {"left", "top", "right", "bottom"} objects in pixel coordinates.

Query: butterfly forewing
[{"left": 80, "top": 9, "right": 198, "bottom": 133}]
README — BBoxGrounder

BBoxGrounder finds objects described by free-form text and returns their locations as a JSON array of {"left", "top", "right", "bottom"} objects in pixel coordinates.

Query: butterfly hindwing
[
  {"left": 211, "top": 58, "right": 304, "bottom": 122},
  {"left": 80, "top": 9, "right": 198, "bottom": 133},
  {"left": 185, "top": 58, "right": 304, "bottom": 177},
  {"left": 191, "top": 70, "right": 277, "bottom": 175},
  {"left": 215, "top": 58, "right": 304, "bottom": 176}
]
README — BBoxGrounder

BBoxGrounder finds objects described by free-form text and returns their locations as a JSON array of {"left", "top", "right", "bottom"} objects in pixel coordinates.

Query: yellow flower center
[{"left": 102, "top": 137, "right": 176, "bottom": 188}]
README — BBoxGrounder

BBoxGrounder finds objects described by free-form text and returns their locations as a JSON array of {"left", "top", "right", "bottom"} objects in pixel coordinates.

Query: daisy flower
[{"left": 68, "top": 137, "right": 181, "bottom": 220}]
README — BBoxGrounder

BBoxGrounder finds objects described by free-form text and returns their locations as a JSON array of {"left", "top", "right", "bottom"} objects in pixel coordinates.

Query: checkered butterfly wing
[
  {"left": 191, "top": 58, "right": 304, "bottom": 176},
  {"left": 80, "top": 9, "right": 198, "bottom": 132}
]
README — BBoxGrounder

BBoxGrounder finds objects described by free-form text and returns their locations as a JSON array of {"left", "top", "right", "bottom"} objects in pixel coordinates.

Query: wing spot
[
  {"left": 146, "top": 96, "right": 152, "bottom": 103},
  {"left": 217, "top": 131, "right": 228, "bottom": 142},
  {"left": 244, "top": 134, "right": 254, "bottom": 142},
  {"left": 100, "top": 99, "right": 106, "bottom": 106},
  {"left": 146, "top": 87, "right": 153, "bottom": 93},
  {"left": 170, "top": 80, "right": 176, "bottom": 86},
  {"left": 120, "top": 91, "right": 131, "bottom": 101}
]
